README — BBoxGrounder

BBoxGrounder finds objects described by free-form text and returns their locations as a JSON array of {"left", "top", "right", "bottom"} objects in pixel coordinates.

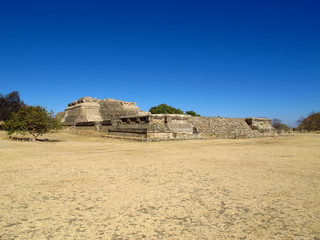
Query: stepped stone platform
[
  {"left": 109, "top": 114, "right": 195, "bottom": 140},
  {"left": 57, "top": 97, "right": 275, "bottom": 140}
]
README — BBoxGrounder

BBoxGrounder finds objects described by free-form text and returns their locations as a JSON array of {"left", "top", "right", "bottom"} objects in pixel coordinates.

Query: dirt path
[{"left": 0, "top": 132, "right": 319, "bottom": 239}]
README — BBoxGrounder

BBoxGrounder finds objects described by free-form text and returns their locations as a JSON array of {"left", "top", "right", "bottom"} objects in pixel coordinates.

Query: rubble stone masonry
[{"left": 58, "top": 97, "right": 275, "bottom": 139}]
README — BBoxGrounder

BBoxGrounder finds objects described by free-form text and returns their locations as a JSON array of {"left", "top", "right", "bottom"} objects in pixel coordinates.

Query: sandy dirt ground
[{"left": 0, "top": 131, "right": 319, "bottom": 240}]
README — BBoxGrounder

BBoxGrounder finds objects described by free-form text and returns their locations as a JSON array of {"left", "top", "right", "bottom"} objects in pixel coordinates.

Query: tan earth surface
[{"left": 0, "top": 131, "right": 319, "bottom": 239}]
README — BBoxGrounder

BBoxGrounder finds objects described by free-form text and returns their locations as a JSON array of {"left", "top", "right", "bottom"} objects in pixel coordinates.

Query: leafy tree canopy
[
  {"left": 149, "top": 104, "right": 184, "bottom": 114},
  {"left": 185, "top": 111, "right": 200, "bottom": 117},
  {"left": 149, "top": 104, "right": 200, "bottom": 116},
  {"left": 0, "top": 91, "right": 25, "bottom": 121},
  {"left": 4, "top": 105, "right": 61, "bottom": 141}
]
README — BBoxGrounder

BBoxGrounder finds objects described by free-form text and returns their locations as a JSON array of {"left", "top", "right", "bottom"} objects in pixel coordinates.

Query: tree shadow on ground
[{"left": 8, "top": 136, "right": 63, "bottom": 142}]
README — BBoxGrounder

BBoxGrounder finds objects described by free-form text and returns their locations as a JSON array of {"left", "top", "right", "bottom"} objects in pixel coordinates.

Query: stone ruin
[{"left": 57, "top": 97, "right": 276, "bottom": 140}]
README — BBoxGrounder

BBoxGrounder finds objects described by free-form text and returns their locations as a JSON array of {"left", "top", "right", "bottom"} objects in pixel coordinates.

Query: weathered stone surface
[
  {"left": 98, "top": 98, "right": 140, "bottom": 121},
  {"left": 61, "top": 99, "right": 102, "bottom": 125},
  {"left": 110, "top": 114, "right": 194, "bottom": 139},
  {"left": 245, "top": 118, "right": 273, "bottom": 133},
  {"left": 60, "top": 97, "right": 141, "bottom": 126},
  {"left": 190, "top": 117, "right": 251, "bottom": 138},
  {"left": 59, "top": 96, "right": 275, "bottom": 139},
  {"left": 190, "top": 117, "right": 275, "bottom": 138}
]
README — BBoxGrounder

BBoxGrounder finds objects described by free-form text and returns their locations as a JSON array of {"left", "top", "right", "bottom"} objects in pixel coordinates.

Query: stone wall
[
  {"left": 98, "top": 98, "right": 140, "bottom": 121},
  {"left": 110, "top": 114, "right": 195, "bottom": 140},
  {"left": 190, "top": 117, "right": 274, "bottom": 138},
  {"left": 62, "top": 103, "right": 102, "bottom": 126},
  {"left": 245, "top": 118, "right": 273, "bottom": 133}
]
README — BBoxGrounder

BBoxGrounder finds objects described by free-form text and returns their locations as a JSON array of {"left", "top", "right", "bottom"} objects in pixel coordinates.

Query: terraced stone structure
[
  {"left": 110, "top": 114, "right": 195, "bottom": 139},
  {"left": 58, "top": 97, "right": 142, "bottom": 126},
  {"left": 58, "top": 97, "right": 275, "bottom": 140}
]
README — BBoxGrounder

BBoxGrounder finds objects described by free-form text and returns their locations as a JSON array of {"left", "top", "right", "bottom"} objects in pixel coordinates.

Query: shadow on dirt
[{"left": 8, "top": 136, "right": 62, "bottom": 142}]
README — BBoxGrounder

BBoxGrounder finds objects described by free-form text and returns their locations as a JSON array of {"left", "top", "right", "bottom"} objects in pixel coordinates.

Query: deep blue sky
[{"left": 1, "top": 0, "right": 319, "bottom": 127}]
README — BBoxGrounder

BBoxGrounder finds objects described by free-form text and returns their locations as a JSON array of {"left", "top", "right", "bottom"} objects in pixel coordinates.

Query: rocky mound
[{"left": 297, "top": 113, "right": 320, "bottom": 131}]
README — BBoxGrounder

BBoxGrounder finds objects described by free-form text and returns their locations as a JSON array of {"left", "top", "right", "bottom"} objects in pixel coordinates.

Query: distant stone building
[{"left": 57, "top": 97, "right": 275, "bottom": 140}]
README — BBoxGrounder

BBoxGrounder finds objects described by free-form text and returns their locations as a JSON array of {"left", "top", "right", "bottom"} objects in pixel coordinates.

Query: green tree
[
  {"left": 4, "top": 105, "right": 61, "bottom": 141},
  {"left": 185, "top": 111, "right": 200, "bottom": 117},
  {"left": 0, "top": 91, "right": 25, "bottom": 121},
  {"left": 149, "top": 104, "right": 184, "bottom": 114}
]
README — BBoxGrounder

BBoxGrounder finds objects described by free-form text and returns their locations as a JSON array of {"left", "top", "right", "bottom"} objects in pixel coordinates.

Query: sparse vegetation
[
  {"left": 280, "top": 123, "right": 291, "bottom": 132},
  {"left": 272, "top": 118, "right": 282, "bottom": 131},
  {"left": 295, "top": 111, "right": 320, "bottom": 132},
  {"left": 296, "top": 116, "right": 305, "bottom": 128},
  {"left": 272, "top": 118, "right": 291, "bottom": 132}
]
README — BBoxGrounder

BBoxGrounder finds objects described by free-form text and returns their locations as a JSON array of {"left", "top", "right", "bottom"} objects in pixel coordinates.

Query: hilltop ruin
[{"left": 57, "top": 97, "right": 275, "bottom": 140}]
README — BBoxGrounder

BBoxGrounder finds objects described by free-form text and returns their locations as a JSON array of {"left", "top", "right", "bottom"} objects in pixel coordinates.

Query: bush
[
  {"left": 280, "top": 123, "right": 291, "bottom": 132},
  {"left": 186, "top": 111, "right": 200, "bottom": 116}
]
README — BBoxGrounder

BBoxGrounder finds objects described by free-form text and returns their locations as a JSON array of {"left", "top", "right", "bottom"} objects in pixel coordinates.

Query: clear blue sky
[{"left": 1, "top": 0, "right": 319, "bottom": 127}]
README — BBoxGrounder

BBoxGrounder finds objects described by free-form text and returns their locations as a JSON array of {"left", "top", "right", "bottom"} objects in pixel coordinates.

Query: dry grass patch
[{"left": 0, "top": 131, "right": 319, "bottom": 239}]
